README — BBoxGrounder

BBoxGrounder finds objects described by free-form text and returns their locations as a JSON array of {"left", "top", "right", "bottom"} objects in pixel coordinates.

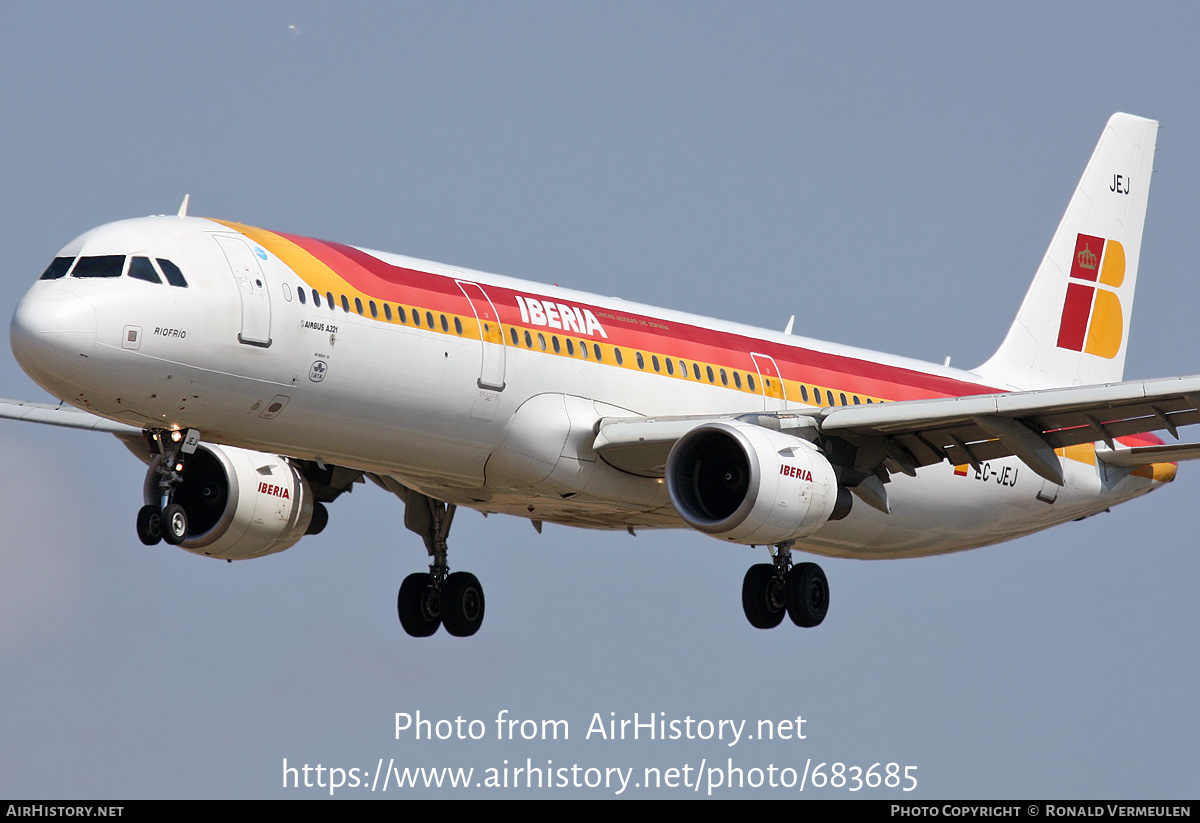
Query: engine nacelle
[
  {"left": 144, "top": 444, "right": 314, "bottom": 560},
  {"left": 665, "top": 421, "right": 846, "bottom": 545}
]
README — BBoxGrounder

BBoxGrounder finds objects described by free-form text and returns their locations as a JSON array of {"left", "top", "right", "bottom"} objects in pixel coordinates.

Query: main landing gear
[
  {"left": 742, "top": 542, "right": 829, "bottom": 629},
  {"left": 136, "top": 428, "right": 200, "bottom": 547},
  {"left": 396, "top": 495, "right": 485, "bottom": 638}
]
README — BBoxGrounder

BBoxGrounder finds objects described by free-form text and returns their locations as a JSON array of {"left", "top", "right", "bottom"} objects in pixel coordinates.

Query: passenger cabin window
[
  {"left": 39, "top": 257, "right": 73, "bottom": 280},
  {"left": 72, "top": 255, "right": 125, "bottom": 278},
  {"left": 128, "top": 257, "right": 161, "bottom": 284},
  {"left": 298, "top": 287, "right": 307, "bottom": 305}
]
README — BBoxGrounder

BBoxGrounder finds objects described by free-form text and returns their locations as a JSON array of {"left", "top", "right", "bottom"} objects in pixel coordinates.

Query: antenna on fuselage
[
  {"left": 783, "top": 315, "right": 795, "bottom": 335},
  {"left": 177, "top": 194, "right": 190, "bottom": 218}
]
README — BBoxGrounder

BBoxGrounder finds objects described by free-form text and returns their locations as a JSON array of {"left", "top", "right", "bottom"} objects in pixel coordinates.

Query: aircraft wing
[
  {"left": 0, "top": 398, "right": 141, "bottom": 434},
  {"left": 594, "top": 375, "right": 1200, "bottom": 484}
]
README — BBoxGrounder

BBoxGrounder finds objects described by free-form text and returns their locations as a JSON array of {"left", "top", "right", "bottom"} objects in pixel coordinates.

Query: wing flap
[{"left": 820, "top": 375, "right": 1200, "bottom": 472}]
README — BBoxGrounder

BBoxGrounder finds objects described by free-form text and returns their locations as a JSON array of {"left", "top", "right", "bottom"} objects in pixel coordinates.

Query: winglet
[{"left": 975, "top": 114, "right": 1158, "bottom": 391}]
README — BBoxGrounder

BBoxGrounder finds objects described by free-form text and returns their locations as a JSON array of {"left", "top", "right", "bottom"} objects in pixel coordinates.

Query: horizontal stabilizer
[{"left": 1097, "top": 441, "right": 1200, "bottom": 466}]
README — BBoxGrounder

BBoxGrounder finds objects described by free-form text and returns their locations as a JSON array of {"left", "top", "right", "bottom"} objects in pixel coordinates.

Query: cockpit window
[
  {"left": 156, "top": 258, "right": 188, "bottom": 288},
  {"left": 39, "top": 257, "right": 74, "bottom": 280},
  {"left": 71, "top": 255, "right": 126, "bottom": 278},
  {"left": 128, "top": 257, "right": 162, "bottom": 284}
]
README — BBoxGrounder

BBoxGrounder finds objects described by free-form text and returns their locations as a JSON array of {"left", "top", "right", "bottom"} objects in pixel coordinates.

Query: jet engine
[
  {"left": 143, "top": 444, "right": 314, "bottom": 560},
  {"left": 665, "top": 421, "right": 849, "bottom": 545}
]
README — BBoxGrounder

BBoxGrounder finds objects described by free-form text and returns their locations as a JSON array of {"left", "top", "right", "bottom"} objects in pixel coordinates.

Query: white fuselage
[{"left": 10, "top": 215, "right": 1171, "bottom": 561}]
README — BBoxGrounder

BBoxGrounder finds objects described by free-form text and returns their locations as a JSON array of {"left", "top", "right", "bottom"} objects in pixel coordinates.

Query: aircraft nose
[{"left": 10, "top": 286, "right": 97, "bottom": 388}]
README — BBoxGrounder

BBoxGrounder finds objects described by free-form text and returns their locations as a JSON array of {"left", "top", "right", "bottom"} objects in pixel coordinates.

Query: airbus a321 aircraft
[{"left": 5, "top": 113, "right": 1196, "bottom": 638}]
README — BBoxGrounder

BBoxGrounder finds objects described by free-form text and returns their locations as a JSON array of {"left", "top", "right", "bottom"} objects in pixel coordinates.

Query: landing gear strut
[
  {"left": 135, "top": 428, "right": 201, "bottom": 546},
  {"left": 742, "top": 542, "right": 829, "bottom": 629},
  {"left": 395, "top": 494, "right": 485, "bottom": 638}
]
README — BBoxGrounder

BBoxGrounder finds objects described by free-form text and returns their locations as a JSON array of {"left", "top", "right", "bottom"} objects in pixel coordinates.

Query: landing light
[{"left": 170, "top": 430, "right": 183, "bottom": 442}]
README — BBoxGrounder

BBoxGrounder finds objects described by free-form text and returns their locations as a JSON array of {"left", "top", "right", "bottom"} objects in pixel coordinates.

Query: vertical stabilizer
[{"left": 974, "top": 114, "right": 1157, "bottom": 390}]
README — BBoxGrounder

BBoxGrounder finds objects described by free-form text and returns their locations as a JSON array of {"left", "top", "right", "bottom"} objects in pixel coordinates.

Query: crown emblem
[{"left": 1077, "top": 243, "right": 1097, "bottom": 270}]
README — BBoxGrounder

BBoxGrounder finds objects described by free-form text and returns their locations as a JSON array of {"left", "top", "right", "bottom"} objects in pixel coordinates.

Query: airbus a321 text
[{"left": 6, "top": 113, "right": 1196, "bottom": 637}]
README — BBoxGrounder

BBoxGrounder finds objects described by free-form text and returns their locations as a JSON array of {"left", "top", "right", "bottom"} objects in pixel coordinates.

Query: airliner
[{"left": 6, "top": 113, "right": 1196, "bottom": 638}]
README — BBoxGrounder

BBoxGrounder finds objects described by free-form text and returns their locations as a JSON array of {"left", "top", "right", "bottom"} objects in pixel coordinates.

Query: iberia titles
[
  {"left": 515, "top": 295, "right": 608, "bottom": 338},
  {"left": 257, "top": 482, "right": 291, "bottom": 499},
  {"left": 780, "top": 464, "right": 813, "bottom": 482}
]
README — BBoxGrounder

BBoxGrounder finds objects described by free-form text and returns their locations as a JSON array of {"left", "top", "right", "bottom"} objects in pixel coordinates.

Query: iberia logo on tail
[{"left": 1056, "top": 233, "right": 1125, "bottom": 359}]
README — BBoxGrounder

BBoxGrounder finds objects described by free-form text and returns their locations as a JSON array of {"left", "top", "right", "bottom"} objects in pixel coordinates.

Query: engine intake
[
  {"left": 666, "top": 421, "right": 846, "bottom": 545},
  {"left": 144, "top": 444, "right": 314, "bottom": 560}
]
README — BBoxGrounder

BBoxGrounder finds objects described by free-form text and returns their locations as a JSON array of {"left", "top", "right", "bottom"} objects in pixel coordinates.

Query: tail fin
[{"left": 974, "top": 113, "right": 1158, "bottom": 390}]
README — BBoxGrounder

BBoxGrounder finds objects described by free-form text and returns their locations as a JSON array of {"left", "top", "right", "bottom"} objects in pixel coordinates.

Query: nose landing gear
[{"left": 134, "top": 428, "right": 200, "bottom": 547}]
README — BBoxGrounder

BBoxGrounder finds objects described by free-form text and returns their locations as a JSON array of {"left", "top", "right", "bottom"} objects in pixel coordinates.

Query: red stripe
[
  {"left": 276, "top": 230, "right": 1001, "bottom": 402},
  {"left": 1119, "top": 432, "right": 1167, "bottom": 448}
]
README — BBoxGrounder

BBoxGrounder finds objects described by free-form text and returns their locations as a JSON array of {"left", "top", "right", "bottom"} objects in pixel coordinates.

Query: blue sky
[{"left": 1, "top": 3, "right": 1197, "bottom": 798}]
